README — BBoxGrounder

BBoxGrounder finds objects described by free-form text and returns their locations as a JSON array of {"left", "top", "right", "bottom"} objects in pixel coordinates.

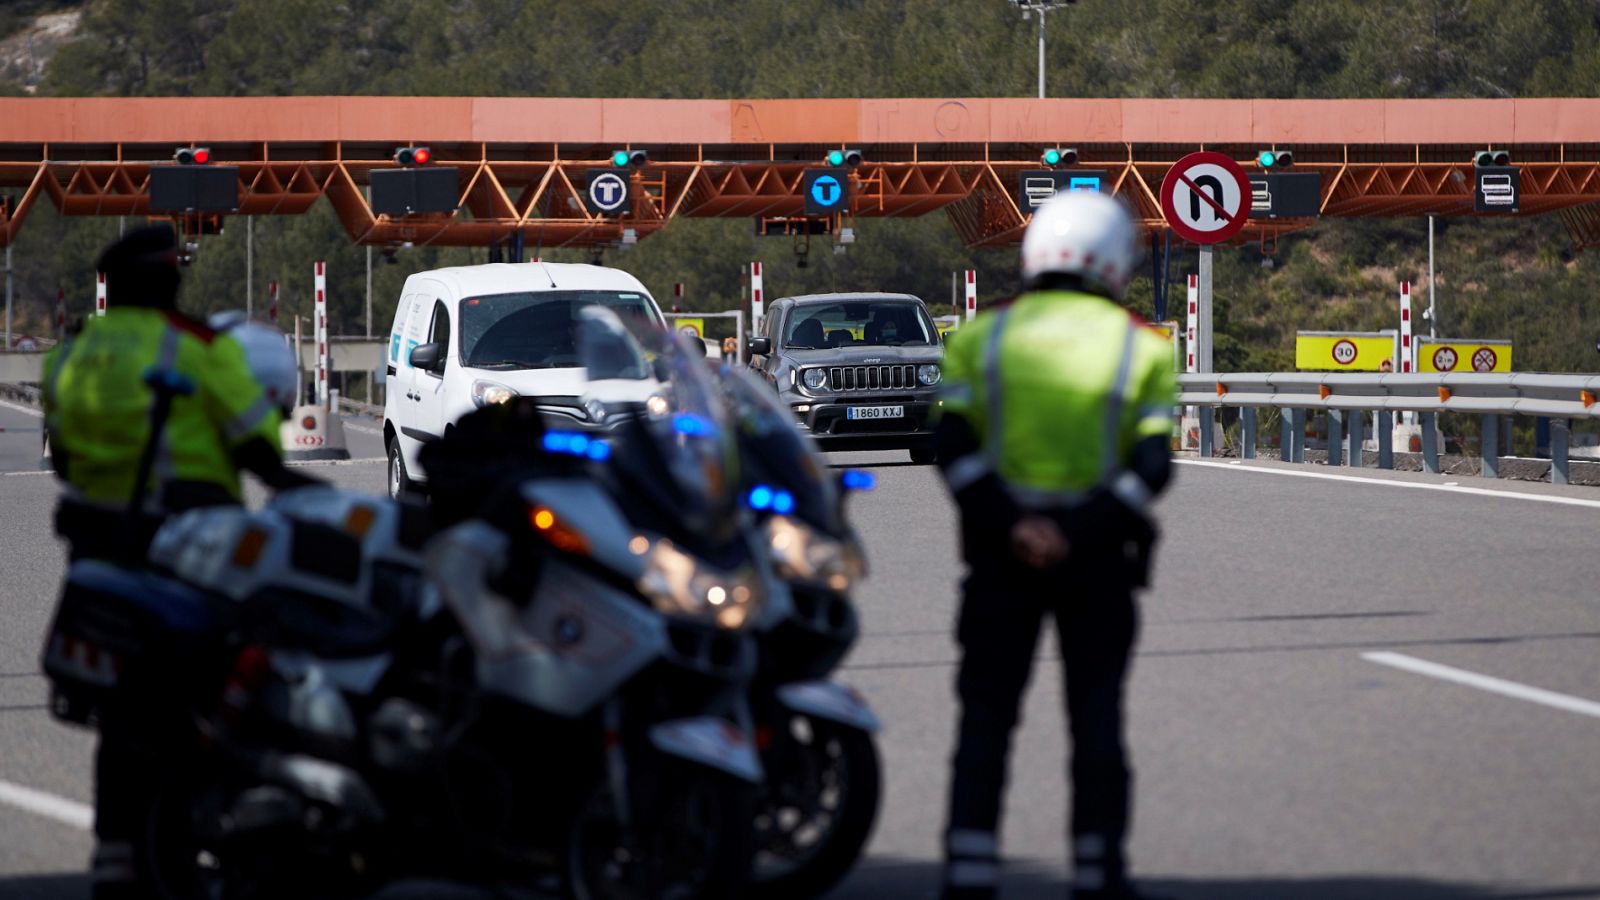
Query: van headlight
[
  {"left": 765, "top": 516, "right": 866, "bottom": 592},
  {"left": 917, "top": 364, "right": 942, "bottom": 386},
  {"left": 636, "top": 537, "right": 764, "bottom": 630},
  {"left": 803, "top": 368, "right": 828, "bottom": 391},
  {"left": 472, "top": 380, "right": 518, "bottom": 407}
]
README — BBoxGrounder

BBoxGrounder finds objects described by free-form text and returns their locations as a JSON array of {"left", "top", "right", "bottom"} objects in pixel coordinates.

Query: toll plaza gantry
[{"left": 4, "top": 97, "right": 1600, "bottom": 253}]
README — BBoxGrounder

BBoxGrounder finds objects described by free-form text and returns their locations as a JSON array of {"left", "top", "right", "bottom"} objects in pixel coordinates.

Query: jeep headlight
[
  {"left": 917, "top": 364, "right": 942, "bottom": 386},
  {"left": 765, "top": 516, "right": 866, "bottom": 593},
  {"left": 472, "top": 380, "right": 518, "bottom": 407},
  {"left": 636, "top": 537, "right": 764, "bottom": 630},
  {"left": 803, "top": 368, "right": 828, "bottom": 391}
]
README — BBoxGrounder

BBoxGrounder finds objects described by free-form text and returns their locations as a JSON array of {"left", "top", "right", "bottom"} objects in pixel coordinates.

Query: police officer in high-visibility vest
[
  {"left": 42, "top": 225, "right": 317, "bottom": 899},
  {"left": 935, "top": 192, "right": 1176, "bottom": 900}
]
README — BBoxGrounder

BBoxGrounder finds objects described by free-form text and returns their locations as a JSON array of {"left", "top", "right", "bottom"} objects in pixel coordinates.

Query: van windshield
[
  {"left": 458, "top": 291, "right": 660, "bottom": 371},
  {"left": 784, "top": 300, "right": 935, "bottom": 349}
]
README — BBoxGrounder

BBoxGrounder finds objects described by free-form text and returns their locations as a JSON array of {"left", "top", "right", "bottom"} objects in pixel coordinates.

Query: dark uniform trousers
[{"left": 946, "top": 549, "right": 1140, "bottom": 890}]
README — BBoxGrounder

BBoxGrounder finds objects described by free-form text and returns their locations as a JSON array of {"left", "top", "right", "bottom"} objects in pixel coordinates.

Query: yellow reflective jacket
[
  {"left": 42, "top": 308, "right": 282, "bottom": 506},
  {"left": 938, "top": 290, "right": 1176, "bottom": 503}
]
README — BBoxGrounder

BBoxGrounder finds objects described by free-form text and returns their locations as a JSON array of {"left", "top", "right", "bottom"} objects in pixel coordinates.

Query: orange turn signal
[
  {"left": 232, "top": 527, "right": 269, "bottom": 568},
  {"left": 529, "top": 506, "right": 589, "bottom": 556}
]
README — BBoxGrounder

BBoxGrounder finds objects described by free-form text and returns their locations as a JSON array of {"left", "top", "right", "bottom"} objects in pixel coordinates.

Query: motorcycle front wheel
[
  {"left": 750, "top": 715, "right": 881, "bottom": 899},
  {"left": 567, "top": 762, "right": 756, "bottom": 900}
]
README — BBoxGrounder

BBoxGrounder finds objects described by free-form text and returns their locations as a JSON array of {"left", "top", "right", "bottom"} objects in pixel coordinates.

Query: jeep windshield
[
  {"left": 458, "top": 290, "right": 659, "bottom": 372},
  {"left": 784, "top": 300, "right": 935, "bottom": 349}
]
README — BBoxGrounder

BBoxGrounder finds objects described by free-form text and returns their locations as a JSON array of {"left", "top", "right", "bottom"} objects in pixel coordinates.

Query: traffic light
[
  {"left": 825, "top": 149, "right": 863, "bottom": 168},
  {"left": 611, "top": 150, "right": 647, "bottom": 168},
  {"left": 394, "top": 146, "right": 433, "bottom": 167},
  {"left": 1475, "top": 150, "right": 1511, "bottom": 167},
  {"left": 1042, "top": 148, "right": 1078, "bottom": 167},
  {"left": 175, "top": 147, "right": 212, "bottom": 165},
  {"left": 1257, "top": 149, "right": 1293, "bottom": 168}
]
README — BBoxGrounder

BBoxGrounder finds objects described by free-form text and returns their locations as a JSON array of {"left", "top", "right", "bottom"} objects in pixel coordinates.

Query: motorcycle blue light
[
  {"left": 773, "top": 490, "right": 795, "bottom": 514},
  {"left": 673, "top": 414, "right": 713, "bottom": 436},
  {"left": 748, "top": 485, "right": 774, "bottom": 510},
  {"left": 841, "top": 470, "right": 876, "bottom": 492}
]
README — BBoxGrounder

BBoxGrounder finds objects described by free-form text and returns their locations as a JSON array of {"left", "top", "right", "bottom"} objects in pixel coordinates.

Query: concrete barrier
[{"left": 281, "top": 404, "right": 351, "bottom": 461}]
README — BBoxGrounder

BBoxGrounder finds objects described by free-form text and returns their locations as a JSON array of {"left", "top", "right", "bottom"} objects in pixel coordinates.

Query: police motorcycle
[
  {"left": 716, "top": 367, "right": 883, "bottom": 899},
  {"left": 397, "top": 305, "right": 770, "bottom": 899}
]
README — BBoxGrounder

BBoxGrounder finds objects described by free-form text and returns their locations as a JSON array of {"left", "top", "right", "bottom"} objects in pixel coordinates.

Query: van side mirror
[
  {"left": 749, "top": 336, "right": 772, "bottom": 356},
  {"left": 410, "top": 342, "right": 446, "bottom": 376}
]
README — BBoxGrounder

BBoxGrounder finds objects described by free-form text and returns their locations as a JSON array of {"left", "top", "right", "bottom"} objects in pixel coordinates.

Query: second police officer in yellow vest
[{"left": 935, "top": 191, "right": 1177, "bottom": 900}]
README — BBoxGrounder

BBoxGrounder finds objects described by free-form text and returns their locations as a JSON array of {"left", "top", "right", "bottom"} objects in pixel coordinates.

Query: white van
[{"left": 382, "top": 263, "right": 667, "bottom": 496}]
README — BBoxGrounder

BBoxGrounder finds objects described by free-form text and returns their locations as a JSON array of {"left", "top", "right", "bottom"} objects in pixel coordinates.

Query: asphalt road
[{"left": 1, "top": 440, "right": 1598, "bottom": 899}]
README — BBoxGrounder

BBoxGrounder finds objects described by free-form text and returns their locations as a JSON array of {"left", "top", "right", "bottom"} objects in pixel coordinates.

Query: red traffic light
[
  {"left": 394, "top": 146, "right": 433, "bottom": 167},
  {"left": 175, "top": 147, "right": 212, "bottom": 165}
]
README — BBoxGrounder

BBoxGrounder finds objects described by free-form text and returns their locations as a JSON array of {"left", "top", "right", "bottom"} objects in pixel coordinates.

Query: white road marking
[
  {"left": 0, "top": 778, "right": 92, "bottom": 831},
  {"left": 1363, "top": 651, "right": 1600, "bottom": 719},
  {"left": 1177, "top": 458, "right": 1600, "bottom": 510},
  {"left": 285, "top": 457, "right": 385, "bottom": 467},
  {"left": 343, "top": 423, "right": 382, "bottom": 436},
  {"left": 0, "top": 469, "right": 52, "bottom": 477},
  {"left": 0, "top": 399, "right": 44, "bottom": 418}
]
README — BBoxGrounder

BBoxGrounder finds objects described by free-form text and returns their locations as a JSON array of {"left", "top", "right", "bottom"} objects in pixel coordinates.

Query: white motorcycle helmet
[
  {"left": 208, "top": 311, "right": 298, "bottom": 414},
  {"left": 1020, "top": 190, "right": 1139, "bottom": 300}
]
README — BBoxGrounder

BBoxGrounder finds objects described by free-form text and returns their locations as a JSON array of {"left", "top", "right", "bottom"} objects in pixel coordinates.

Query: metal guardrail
[{"left": 1178, "top": 372, "right": 1600, "bottom": 485}]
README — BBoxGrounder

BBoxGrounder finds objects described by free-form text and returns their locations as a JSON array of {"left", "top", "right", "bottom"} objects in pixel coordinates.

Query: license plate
[{"left": 846, "top": 405, "right": 905, "bottom": 420}]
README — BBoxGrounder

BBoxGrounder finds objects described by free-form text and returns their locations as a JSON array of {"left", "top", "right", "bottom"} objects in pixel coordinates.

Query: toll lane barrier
[{"left": 281, "top": 404, "right": 351, "bottom": 461}]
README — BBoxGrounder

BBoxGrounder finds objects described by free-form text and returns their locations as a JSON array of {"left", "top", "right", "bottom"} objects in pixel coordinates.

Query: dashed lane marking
[
  {"left": 0, "top": 778, "right": 92, "bottom": 831},
  {"left": 1177, "top": 458, "right": 1600, "bottom": 511},
  {"left": 1363, "top": 651, "right": 1600, "bottom": 719}
]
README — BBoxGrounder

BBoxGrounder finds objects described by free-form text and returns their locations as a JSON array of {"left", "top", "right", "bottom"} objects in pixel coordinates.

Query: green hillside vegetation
[{"left": 2, "top": 0, "right": 1599, "bottom": 381}]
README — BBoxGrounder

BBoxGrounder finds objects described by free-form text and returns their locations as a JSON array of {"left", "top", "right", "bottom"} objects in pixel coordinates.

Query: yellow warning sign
[
  {"left": 1418, "top": 339, "right": 1512, "bottom": 373},
  {"left": 1295, "top": 332, "right": 1396, "bottom": 372},
  {"left": 672, "top": 318, "right": 705, "bottom": 341}
]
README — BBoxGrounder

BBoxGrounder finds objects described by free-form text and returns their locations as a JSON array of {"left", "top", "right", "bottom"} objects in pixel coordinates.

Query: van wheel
[
  {"left": 909, "top": 447, "right": 937, "bottom": 466},
  {"left": 387, "top": 437, "right": 414, "bottom": 499}
]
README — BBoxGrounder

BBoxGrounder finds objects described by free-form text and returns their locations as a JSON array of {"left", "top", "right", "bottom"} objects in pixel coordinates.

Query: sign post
[
  {"left": 268, "top": 279, "right": 279, "bottom": 324},
  {"left": 750, "top": 261, "right": 764, "bottom": 332},
  {"left": 55, "top": 288, "right": 65, "bottom": 342},
  {"left": 1162, "top": 152, "right": 1249, "bottom": 457},
  {"left": 1399, "top": 281, "right": 1414, "bottom": 373},
  {"left": 964, "top": 269, "right": 977, "bottom": 323},
  {"left": 314, "top": 261, "right": 328, "bottom": 410},
  {"left": 95, "top": 272, "right": 106, "bottom": 317}
]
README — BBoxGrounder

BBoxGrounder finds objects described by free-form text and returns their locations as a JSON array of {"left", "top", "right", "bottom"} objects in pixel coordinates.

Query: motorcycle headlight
[
  {"left": 917, "top": 364, "right": 942, "bottom": 386},
  {"left": 472, "top": 380, "right": 518, "bottom": 408},
  {"left": 636, "top": 537, "right": 764, "bottom": 630},
  {"left": 802, "top": 368, "right": 828, "bottom": 391},
  {"left": 765, "top": 516, "right": 866, "bottom": 592}
]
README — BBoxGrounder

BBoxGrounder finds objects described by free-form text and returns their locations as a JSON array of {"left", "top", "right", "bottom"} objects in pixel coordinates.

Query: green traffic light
[
  {"left": 612, "top": 151, "right": 631, "bottom": 167},
  {"left": 1258, "top": 150, "right": 1276, "bottom": 168},
  {"left": 1043, "top": 148, "right": 1062, "bottom": 166},
  {"left": 827, "top": 150, "right": 845, "bottom": 167}
]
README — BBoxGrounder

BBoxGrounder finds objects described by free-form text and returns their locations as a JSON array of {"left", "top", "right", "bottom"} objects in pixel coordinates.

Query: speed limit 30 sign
[{"left": 1160, "top": 152, "right": 1252, "bottom": 245}]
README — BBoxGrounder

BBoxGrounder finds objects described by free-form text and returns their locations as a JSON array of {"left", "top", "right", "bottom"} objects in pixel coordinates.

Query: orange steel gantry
[{"left": 4, "top": 97, "right": 1600, "bottom": 251}]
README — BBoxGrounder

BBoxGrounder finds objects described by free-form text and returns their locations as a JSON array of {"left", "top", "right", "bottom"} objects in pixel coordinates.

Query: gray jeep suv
[{"left": 749, "top": 292, "right": 943, "bottom": 463}]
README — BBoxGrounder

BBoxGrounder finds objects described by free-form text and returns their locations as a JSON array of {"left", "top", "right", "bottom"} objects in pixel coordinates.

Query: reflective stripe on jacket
[
  {"left": 938, "top": 291, "right": 1177, "bottom": 503},
  {"left": 41, "top": 308, "right": 282, "bottom": 505}
]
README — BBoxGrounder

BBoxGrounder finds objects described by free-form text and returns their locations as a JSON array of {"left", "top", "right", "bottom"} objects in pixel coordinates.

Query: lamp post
[{"left": 1008, "top": 0, "right": 1076, "bottom": 99}]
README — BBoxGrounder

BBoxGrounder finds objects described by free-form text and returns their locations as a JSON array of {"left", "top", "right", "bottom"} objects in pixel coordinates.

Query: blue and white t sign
[{"left": 803, "top": 168, "right": 851, "bottom": 217}]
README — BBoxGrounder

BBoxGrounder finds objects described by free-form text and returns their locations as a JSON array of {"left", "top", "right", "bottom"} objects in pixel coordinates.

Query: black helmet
[{"left": 95, "top": 225, "right": 181, "bottom": 309}]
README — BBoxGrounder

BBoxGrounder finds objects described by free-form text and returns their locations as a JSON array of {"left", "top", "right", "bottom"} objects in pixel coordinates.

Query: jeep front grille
[{"left": 826, "top": 365, "right": 916, "bottom": 392}]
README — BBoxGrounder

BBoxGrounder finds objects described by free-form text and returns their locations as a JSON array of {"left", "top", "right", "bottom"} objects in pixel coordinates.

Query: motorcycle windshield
[
  {"left": 577, "top": 307, "right": 740, "bottom": 544},
  {"left": 722, "top": 367, "right": 845, "bottom": 538}
]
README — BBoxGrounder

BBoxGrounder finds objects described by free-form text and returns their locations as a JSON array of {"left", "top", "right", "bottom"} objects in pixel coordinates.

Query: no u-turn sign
[{"left": 1160, "top": 152, "right": 1251, "bottom": 245}]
